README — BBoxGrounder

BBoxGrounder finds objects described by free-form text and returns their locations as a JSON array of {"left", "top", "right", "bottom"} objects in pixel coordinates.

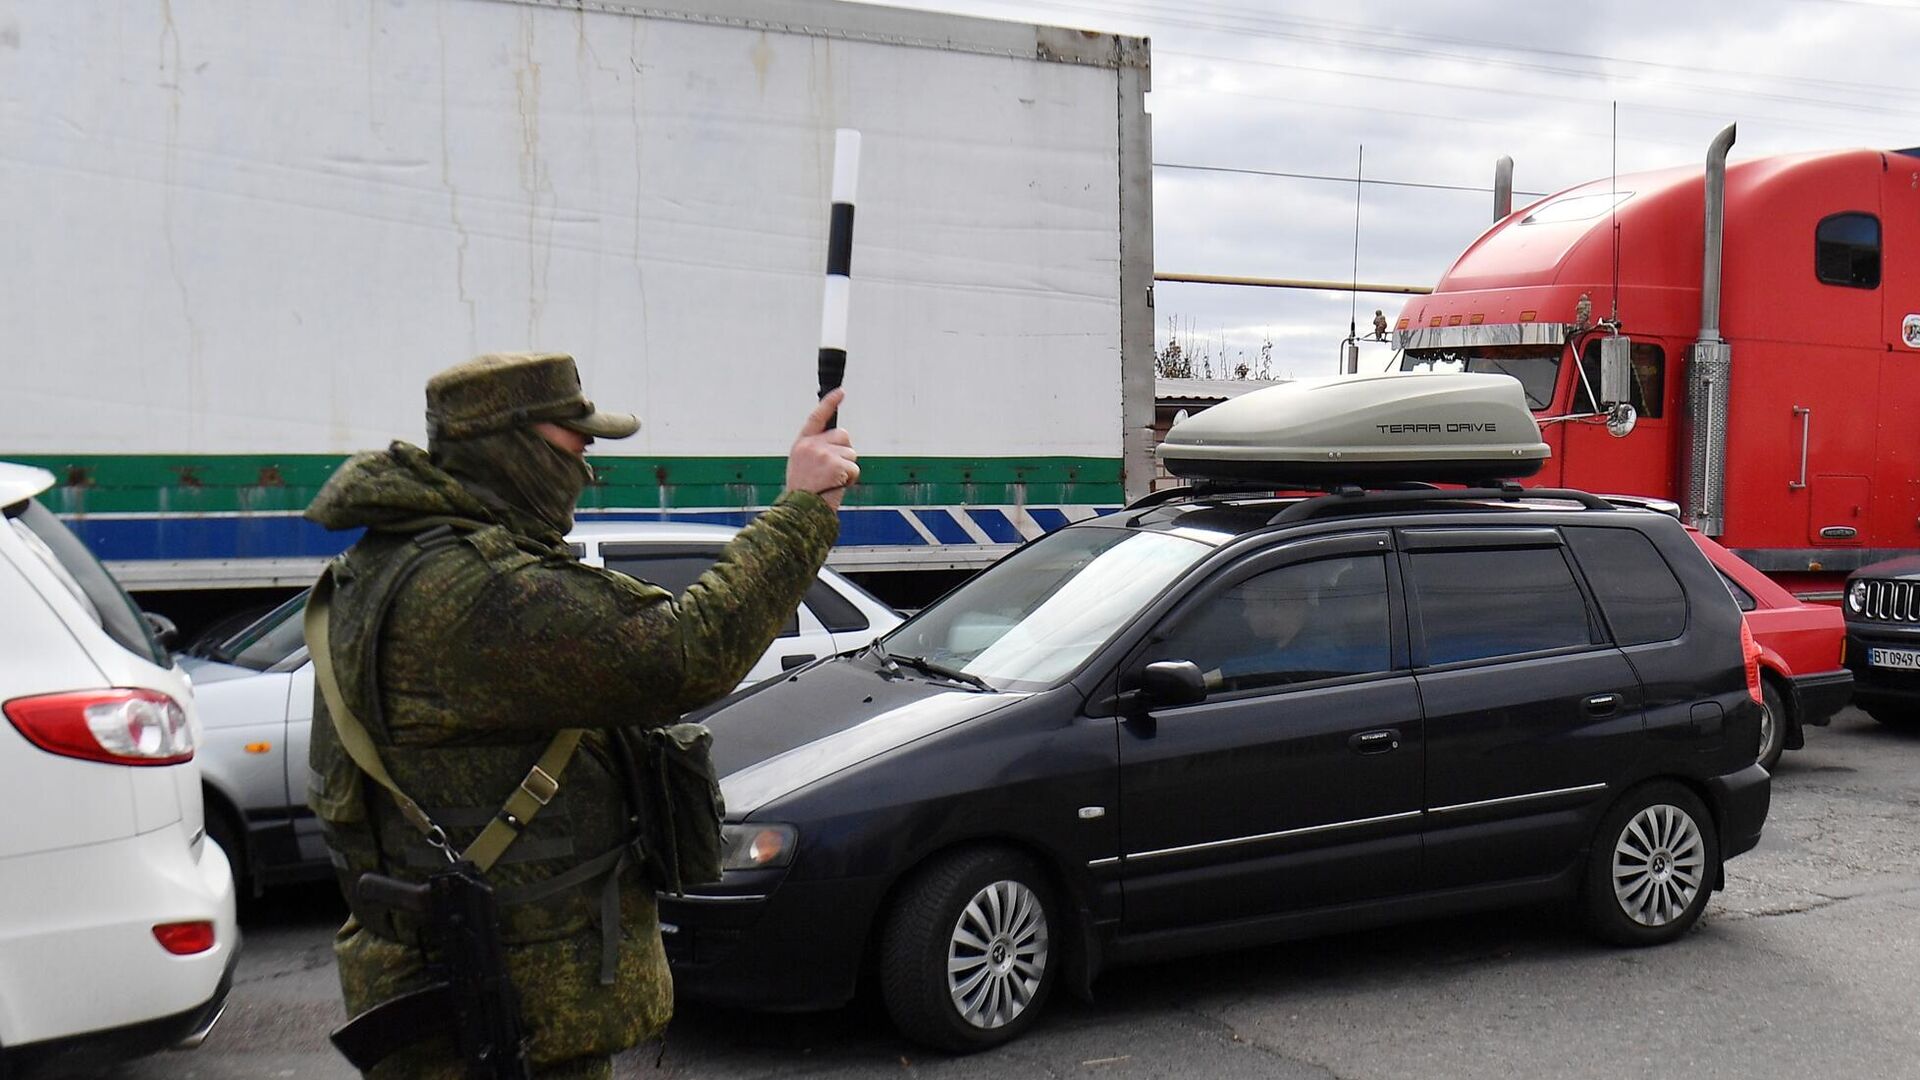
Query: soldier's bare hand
[{"left": 787, "top": 388, "right": 860, "bottom": 510}]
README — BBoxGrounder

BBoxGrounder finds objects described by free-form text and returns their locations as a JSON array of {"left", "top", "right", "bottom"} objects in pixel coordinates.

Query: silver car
[{"left": 187, "top": 522, "right": 901, "bottom": 894}]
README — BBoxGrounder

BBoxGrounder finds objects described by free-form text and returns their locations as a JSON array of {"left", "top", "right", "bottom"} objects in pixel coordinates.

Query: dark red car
[{"left": 1688, "top": 529, "right": 1852, "bottom": 770}]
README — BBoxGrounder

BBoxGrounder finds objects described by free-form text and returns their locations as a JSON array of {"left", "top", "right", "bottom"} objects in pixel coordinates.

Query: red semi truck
[{"left": 1393, "top": 126, "right": 1920, "bottom": 599}]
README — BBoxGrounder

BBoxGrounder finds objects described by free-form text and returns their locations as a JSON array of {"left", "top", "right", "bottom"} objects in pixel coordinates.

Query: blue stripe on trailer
[
  {"left": 912, "top": 509, "right": 974, "bottom": 545},
  {"left": 1026, "top": 508, "right": 1070, "bottom": 533},
  {"left": 965, "top": 509, "right": 1023, "bottom": 544},
  {"left": 576, "top": 509, "right": 929, "bottom": 547},
  {"left": 61, "top": 506, "right": 1116, "bottom": 563},
  {"left": 71, "top": 516, "right": 357, "bottom": 563}
]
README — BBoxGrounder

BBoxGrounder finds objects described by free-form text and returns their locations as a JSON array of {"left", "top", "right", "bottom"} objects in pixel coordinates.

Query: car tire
[
  {"left": 1862, "top": 704, "right": 1920, "bottom": 730},
  {"left": 1757, "top": 680, "right": 1788, "bottom": 772},
  {"left": 1582, "top": 781, "right": 1719, "bottom": 947},
  {"left": 879, "top": 847, "right": 1060, "bottom": 1053},
  {"left": 203, "top": 797, "right": 248, "bottom": 897}
]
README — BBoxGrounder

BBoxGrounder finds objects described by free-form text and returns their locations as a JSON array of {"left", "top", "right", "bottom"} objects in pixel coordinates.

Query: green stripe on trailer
[{"left": 9, "top": 454, "right": 1125, "bottom": 514}]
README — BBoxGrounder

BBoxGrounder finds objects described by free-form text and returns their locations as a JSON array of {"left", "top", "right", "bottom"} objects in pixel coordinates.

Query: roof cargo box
[{"left": 1157, "top": 372, "right": 1550, "bottom": 486}]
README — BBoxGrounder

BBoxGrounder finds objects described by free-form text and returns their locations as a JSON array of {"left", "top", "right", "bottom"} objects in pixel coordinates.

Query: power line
[
  {"left": 1053, "top": 0, "right": 1920, "bottom": 102},
  {"left": 1158, "top": 48, "right": 1920, "bottom": 139},
  {"left": 1155, "top": 161, "right": 1549, "bottom": 197}
]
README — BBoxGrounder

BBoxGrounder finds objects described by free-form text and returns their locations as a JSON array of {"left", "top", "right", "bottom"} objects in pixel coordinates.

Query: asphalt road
[{"left": 88, "top": 707, "right": 1920, "bottom": 1080}]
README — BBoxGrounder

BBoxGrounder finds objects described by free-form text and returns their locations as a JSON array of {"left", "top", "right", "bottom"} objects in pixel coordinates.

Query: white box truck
[{"left": 1, "top": 0, "right": 1154, "bottom": 614}]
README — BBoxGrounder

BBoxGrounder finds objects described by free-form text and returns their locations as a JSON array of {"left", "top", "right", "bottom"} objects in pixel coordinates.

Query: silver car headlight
[
  {"left": 1848, "top": 580, "right": 1868, "bottom": 614},
  {"left": 720, "top": 823, "right": 798, "bottom": 871}
]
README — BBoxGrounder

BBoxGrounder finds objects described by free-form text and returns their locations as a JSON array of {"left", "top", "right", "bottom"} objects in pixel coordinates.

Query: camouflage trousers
[{"left": 333, "top": 891, "right": 674, "bottom": 1079}]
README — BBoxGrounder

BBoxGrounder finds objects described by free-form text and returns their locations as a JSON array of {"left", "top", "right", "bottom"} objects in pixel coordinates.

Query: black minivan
[{"left": 666, "top": 485, "right": 1770, "bottom": 1051}]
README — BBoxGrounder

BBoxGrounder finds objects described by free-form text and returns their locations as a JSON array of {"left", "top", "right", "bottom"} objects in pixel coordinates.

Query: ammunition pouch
[{"left": 616, "top": 723, "right": 725, "bottom": 894}]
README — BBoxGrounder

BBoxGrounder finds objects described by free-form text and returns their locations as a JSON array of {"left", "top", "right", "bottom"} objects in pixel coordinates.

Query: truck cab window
[
  {"left": 1815, "top": 212, "right": 1880, "bottom": 288},
  {"left": 1400, "top": 345, "right": 1559, "bottom": 411},
  {"left": 1574, "top": 342, "right": 1666, "bottom": 418}
]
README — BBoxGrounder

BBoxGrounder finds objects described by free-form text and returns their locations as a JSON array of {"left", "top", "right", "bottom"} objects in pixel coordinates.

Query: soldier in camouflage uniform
[{"left": 305, "top": 353, "right": 855, "bottom": 1078}]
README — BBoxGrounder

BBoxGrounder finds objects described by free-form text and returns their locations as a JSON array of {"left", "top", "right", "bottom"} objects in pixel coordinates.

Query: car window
[
  {"left": 7, "top": 499, "right": 166, "bottom": 666},
  {"left": 605, "top": 552, "right": 799, "bottom": 637},
  {"left": 219, "top": 590, "right": 312, "bottom": 671},
  {"left": 1717, "top": 569, "right": 1758, "bottom": 612},
  {"left": 805, "top": 577, "right": 870, "bottom": 633},
  {"left": 883, "top": 526, "right": 1212, "bottom": 691},
  {"left": 1409, "top": 546, "right": 1593, "bottom": 665},
  {"left": 1563, "top": 527, "right": 1688, "bottom": 644},
  {"left": 1147, "top": 555, "right": 1393, "bottom": 694}
]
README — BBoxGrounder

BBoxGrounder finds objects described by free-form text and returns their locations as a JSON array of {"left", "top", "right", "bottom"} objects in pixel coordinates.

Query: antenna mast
[
  {"left": 1343, "top": 145, "right": 1363, "bottom": 374},
  {"left": 1610, "top": 102, "right": 1621, "bottom": 325}
]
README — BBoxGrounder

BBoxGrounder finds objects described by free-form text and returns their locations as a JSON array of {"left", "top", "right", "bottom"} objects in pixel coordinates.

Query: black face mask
[{"left": 432, "top": 426, "right": 593, "bottom": 540}]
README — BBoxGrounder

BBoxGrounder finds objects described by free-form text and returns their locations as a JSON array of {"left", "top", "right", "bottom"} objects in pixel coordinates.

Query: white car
[
  {"left": 0, "top": 463, "right": 238, "bottom": 1074},
  {"left": 189, "top": 521, "right": 902, "bottom": 893}
]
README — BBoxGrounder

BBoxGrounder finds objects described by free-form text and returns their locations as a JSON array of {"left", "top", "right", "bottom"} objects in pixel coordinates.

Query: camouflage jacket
[{"left": 305, "top": 441, "right": 837, "bottom": 1069}]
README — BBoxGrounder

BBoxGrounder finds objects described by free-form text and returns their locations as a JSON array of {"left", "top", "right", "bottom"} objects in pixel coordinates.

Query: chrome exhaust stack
[
  {"left": 1684, "top": 123, "right": 1736, "bottom": 536},
  {"left": 1494, "top": 156, "right": 1514, "bottom": 220}
]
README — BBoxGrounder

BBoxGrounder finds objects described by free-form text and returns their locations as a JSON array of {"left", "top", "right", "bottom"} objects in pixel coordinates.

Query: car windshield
[
  {"left": 1400, "top": 345, "right": 1561, "bottom": 410},
  {"left": 880, "top": 526, "right": 1212, "bottom": 691},
  {"left": 216, "top": 590, "right": 311, "bottom": 671}
]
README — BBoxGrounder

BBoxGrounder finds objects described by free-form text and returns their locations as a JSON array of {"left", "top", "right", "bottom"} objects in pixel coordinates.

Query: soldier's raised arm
[{"left": 419, "top": 390, "right": 857, "bottom": 731}]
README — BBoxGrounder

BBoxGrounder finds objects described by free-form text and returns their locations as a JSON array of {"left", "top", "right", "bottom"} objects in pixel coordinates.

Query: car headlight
[
  {"left": 720, "top": 824, "right": 797, "bottom": 871},
  {"left": 1848, "top": 580, "right": 1868, "bottom": 614}
]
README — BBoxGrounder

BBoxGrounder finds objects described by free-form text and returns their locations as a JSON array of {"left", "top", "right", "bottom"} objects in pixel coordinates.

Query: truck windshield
[
  {"left": 880, "top": 526, "right": 1212, "bottom": 692},
  {"left": 1400, "top": 345, "right": 1561, "bottom": 411}
]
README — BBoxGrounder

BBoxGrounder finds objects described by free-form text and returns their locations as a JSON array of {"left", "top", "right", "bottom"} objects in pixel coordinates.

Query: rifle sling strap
[{"left": 306, "top": 545, "right": 583, "bottom": 874}]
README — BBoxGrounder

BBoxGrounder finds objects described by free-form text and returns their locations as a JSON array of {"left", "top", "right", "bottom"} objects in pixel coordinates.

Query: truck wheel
[
  {"left": 879, "top": 847, "right": 1059, "bottom": 1052},
  {"left": 1582, "top": 781, "right": 1719, "bottom": 947},
  {"left": 1757, "top": 681, "right": 1788, "bottom": 771}
]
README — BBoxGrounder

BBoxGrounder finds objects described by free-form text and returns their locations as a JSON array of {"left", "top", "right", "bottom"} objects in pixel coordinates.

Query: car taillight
[
  {"left": 152, "top": 921, "right": 216, "bottom": 955},
  {"left": 1739, "top": 619, "right": 1764, "bottom": 706},
  {"left": 3, "top": 689, "right": 194, "bottom": 765}
]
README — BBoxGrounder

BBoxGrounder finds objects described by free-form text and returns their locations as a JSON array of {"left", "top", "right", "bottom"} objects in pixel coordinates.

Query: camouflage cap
[{"left": 425, "top": 352, "right": 639, "bottom": 441}]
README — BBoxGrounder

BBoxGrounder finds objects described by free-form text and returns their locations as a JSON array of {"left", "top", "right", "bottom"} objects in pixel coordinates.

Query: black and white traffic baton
[{"left": 817, "top": 128, "right": 860, "bottom": 429}]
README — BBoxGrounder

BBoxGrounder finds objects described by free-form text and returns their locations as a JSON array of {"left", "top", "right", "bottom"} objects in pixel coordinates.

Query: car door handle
[
  {"left": 1585, "top": 693, "right": 1624, "bottom": 716},
  {"left": 780, "top": 654, "right": 816, "bottom": 671},
  {"left": 1349, "top": 729, "right": 1401, "bottom": 755}
]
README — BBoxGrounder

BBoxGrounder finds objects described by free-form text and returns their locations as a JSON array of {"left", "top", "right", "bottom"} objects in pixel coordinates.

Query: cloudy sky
[{"left": 878, "top": 0, "right": 1920, "bottom": 377}]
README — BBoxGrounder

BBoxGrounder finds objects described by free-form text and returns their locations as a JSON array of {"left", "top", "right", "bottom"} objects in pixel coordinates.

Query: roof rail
[
  {"left": 1122, "top": 482, "right": 1276, "bottom": 514},
  {"left": 1266, "top": 484, "right": 1613, "bottom": 526}
]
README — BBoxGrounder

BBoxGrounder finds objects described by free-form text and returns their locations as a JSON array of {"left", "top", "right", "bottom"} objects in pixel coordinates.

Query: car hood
[
  {"left": 1853, "top": 555, "right": 1920, "bottom": 582},
  {"left": 702, "top": 652, "right": 1030, "bottom": 817}
]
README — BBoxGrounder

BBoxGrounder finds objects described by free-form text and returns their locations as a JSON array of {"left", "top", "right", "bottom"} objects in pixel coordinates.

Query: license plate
[{"left": 1868, "top": 647, "right": 1920, "bottom": 670}]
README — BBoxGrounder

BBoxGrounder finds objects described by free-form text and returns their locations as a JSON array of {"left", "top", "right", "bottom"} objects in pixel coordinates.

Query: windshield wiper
[{"left": 888, "top": 653, "right": 993, "bottom": 692}]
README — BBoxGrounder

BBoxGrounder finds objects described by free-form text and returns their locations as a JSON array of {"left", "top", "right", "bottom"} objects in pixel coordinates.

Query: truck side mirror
[
  {"left": 1598, "top": 335, "right": 1633, "bottom": 407},
  {"left": 1139, "top": 660, "right": 1207, "bottom": 707}
]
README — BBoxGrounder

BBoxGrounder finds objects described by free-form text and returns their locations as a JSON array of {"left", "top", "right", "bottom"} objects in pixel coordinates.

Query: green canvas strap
[{"left": 305, "top": 560, "right": 584, "bottom": 873}]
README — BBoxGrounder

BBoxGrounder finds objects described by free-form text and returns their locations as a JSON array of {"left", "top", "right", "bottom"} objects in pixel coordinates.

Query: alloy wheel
[
  {"left": 1612, "top": 803, "right": 1706, "bottom": 927},
  {"left": 947, "top": 879, "right": 1050, "bottom": 1029}
]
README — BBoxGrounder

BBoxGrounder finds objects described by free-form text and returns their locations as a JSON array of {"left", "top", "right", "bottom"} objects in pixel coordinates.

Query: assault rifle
[{"left": 330, "top": 862, "right": 533, "bottom": 1079}]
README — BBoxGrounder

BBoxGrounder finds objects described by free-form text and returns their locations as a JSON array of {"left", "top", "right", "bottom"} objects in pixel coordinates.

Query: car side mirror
[
  {"left": 1139, "top": 660, "right": 1207, "bottom": 707},
  {"left": 144, "top": 611, "right": 179, "bottom": 651}
]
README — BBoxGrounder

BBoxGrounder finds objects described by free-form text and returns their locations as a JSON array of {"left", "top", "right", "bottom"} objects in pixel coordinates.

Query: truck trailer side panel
[{"left": 0, "top": 0, "right": 1152, "bottom": 585}]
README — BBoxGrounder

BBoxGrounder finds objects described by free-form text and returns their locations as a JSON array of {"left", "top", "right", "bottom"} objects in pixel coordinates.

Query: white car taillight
[{"left": 3, "top": 689, "right": 194, "bottom": 765}]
